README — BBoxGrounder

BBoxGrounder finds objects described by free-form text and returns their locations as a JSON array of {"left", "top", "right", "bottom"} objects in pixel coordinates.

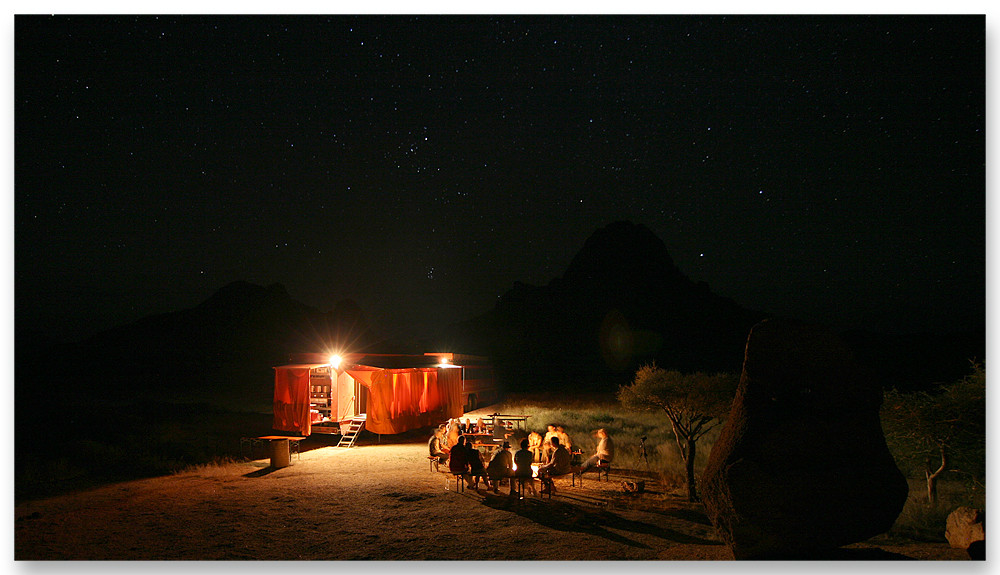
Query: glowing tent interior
[{"left": 272, "top": 353, "right": 493, "bottom": 436}]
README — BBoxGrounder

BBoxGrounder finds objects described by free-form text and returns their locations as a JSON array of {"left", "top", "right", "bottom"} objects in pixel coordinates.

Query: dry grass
[{"left": 476, "top": 393, "right": 720, "bottom": 496}]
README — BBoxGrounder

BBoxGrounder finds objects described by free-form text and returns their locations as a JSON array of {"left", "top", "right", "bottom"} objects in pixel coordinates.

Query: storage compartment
[{"left": 309, "top": 370, "right": 333, "bottom": 423}]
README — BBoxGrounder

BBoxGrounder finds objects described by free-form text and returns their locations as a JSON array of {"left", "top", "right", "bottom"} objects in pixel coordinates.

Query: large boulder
[
  {"left": 701, "top": 318, "right": 909, "bottom": 559},
  {"left": 945, "top": 507, "right": 985, "bottom": 552}
]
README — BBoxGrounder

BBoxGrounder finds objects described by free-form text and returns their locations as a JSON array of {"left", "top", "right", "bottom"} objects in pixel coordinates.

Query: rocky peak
[{"left": 561, "top": 221, "right": 688, "bottom": 289}]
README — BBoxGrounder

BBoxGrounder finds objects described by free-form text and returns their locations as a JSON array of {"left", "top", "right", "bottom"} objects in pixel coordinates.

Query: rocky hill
[
  {"left": 19, "top": 222, "right": 982, "bottom": 400},
  {"left": 448, "top": 221, "right": 984, "bottom": 393},
  {"left": 452, "top": 221, "right": 767, "bottom": 390},
  {"left": 23, "top": 282, "right": 378, "bottom": 397}
]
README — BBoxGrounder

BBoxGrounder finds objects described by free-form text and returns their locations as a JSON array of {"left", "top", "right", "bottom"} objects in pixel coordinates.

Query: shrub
[
  {"left": 617, "top": 365, "right": 738, "bottom": 501},
  {"left": 882, "top": 362, "right": 986, "bottom": 504}
]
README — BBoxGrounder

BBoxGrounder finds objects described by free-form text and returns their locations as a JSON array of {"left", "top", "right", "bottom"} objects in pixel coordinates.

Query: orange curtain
[
  {"left": 346, "top": 367, "right": 377, "bottom": 387},
  {"left": 438, "top": 367, "right": 464, "bottom": 420},
  {"left": 362, "top": 368, "right": 462, "bottom": 434},
  {"left": 365, "top": 370, "right": 412, "bottom": 434},
  {"left": 273, "top": 366, "right": 311, "bottom": 435},
  {"left": 419, "top": 370, "right": 434, "bottom": 412}
]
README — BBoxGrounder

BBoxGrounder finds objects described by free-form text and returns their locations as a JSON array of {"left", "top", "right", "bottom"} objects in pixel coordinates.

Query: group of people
[
  {"left": 439, "top": 416, "right": 508, "bottom": 453},
  {"left": 455, "top": 417, "right": 487, "bottom": 435},
  {"left": 537, "top": 424, "right": 573, "bottom": 462},
  {"left": 534, "top": 427, "right": 613, "bottom": 494},
  {"left": 428, "top": 421, "right": 615, "bottom": 497},
  {"left": 429, "top": 427, "right": 537, "bottom": 495}
]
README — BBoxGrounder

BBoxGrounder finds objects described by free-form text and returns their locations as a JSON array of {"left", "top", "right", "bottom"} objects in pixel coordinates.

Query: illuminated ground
[{"left": 14, "top": 442, "right": 968, "bottom": 560}]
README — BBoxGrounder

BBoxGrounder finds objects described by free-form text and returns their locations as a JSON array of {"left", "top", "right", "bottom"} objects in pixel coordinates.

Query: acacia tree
[
  {"left": 618, "top": 364, "right": 738, "bottom": 502},
  {"left": 881, "top": 362, "right": 986, "bottom": 505}
]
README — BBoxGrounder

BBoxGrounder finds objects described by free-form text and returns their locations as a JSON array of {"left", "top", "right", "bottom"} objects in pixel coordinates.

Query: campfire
[{"left": 511, "top": 462, "right": 540, "bottom": 478}]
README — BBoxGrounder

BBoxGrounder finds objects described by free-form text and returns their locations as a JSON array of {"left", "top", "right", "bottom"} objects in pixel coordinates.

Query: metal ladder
[{"left": 337, "top": 414, "right": 366, "bottom": 448}]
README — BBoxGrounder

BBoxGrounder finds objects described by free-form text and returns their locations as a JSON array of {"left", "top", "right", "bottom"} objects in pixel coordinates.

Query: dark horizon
[{"left": 16, "top": 15, "right": 985, "bottom": 343}]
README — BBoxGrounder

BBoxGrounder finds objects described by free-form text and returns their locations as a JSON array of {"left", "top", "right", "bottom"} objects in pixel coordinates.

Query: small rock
[
  {"left": 945, "top": 506, "right": 985, "bottom": 550},
  {"left": 621, "top": 480, "right": 645, "bottom": 493}
]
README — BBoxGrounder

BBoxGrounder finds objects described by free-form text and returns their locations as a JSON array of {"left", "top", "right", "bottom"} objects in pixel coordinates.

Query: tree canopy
[
  {"left": 618, "top": 364, "right": 738, "bottom": 501},
  {"left": 881, "top": 362, "right": 985, "bottom": 503}
]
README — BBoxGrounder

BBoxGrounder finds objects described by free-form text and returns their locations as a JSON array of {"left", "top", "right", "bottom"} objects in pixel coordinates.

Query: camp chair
[
  {"left": 446, "top": 472, "right": 467, "bottom": 492},
  {"left": 574, "top": 460, "right": 611, "bottom": 485},
  {"left": 469, "top": 469, "right": 488, "bottom": 490},
  {"left": 513, "top": 475, "right": 535, "bottom": 499},
  {"left": 595, "top": 460, "right": 611, "bottom": 481},
  {"left": 539, "top": 471, "right": 573, "bottom": 498},
  {"left": 574, "top": 459, "right": 611, "bottom": 485}
]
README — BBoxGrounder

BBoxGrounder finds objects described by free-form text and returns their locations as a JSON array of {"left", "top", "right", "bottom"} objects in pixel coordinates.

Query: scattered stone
[
  {"left": 701, "top": 318, "right": 909, "bottom": 559},
  {"left": 945, "top": 506, "right": 985, "bottom": 551},
  {"left": 621, "top": 480, "right": 645, "bottom": 493}
]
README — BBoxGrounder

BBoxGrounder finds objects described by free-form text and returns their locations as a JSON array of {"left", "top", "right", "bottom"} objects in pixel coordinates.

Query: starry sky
[{"left": 15, "top": 15, "right": 985, "bottom": 342}]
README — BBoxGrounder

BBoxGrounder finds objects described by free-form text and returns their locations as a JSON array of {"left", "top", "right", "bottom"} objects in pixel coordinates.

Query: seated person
[
  {"left": 446, "top": 418, "right": 461, "bottom": 448},
  {"left": 491, "top": 416, "right": 513, "bottom": 443},
  {"left": 537, "top": 435, "right": 571, "bottom": 480},
  {"left": 541, "top": 424, "right": 558, "bottom": 462},
  {"left": 579, "top": 428, "right": 614, "bottom": 474},
  {"left": 486, "top": 441, "right": 514, "bottom": 493},
  {"left": 556, "top": 425, "right": 573, "bottom": 452},
  {"left": 428, "top": 427, "right": 449, "bottom": 465},
  {"left": 448, "top": 435, "right": 472, "bottom": 488},
  {"left": 512, "top": 438, "right": 537, "bottom": 496},
  {"left": 466, "top": 441, "right": 488, "bottom": 490},
  {"left": 475, "top": 417, "right": 486, "bottom": 435},
  {"left": 491, "top": 415, "right": 505, "bottom": 440},
  {"left": 458, "top": 419, "right": 468, "bottom": 434},
  {"left": 527, "top": 431, "right": 543, "bottom": 463}
]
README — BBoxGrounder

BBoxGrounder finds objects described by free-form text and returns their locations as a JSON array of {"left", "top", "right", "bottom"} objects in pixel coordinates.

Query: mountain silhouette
[
  {"left": 452, "top": 221, "right": 767, "bottom": 391},
  {"left": 47, "top": 281, "right": 376, "bottom": 394},
  {"left": 448, "top": 221, "right": 983, "bottom": 393},
  {"left": 20, "top": 222, "right": 982, "bottom": 401}
]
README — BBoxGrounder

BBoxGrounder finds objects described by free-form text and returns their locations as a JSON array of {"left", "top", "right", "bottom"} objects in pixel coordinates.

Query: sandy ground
[{"left": 14, "top": 440, "right": 969, "bottom": 561}]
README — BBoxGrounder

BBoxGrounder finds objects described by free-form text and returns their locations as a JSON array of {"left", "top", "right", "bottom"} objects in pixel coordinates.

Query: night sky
[{"left": 15, "top": 15, "right": 985, "bottom": 342}]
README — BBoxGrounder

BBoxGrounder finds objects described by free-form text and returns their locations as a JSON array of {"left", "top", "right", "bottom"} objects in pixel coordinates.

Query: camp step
[{"left": 336, "top": 416, "right": 366, "bottom": 448}]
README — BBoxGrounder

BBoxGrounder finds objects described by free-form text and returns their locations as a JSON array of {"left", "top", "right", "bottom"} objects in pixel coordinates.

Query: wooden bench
[
  {"left": 512, "top": 476, "right": 536, "bottom": 499},
  {"left": 574, "top": 461, "right": 611, "bottom": 485},
  {"left": 445, "top": 472, "right": 467, "bottom": 492},
  {"left": 240, "top": 437, "right": 266, "bottom": 460},
  {"left": 468, "top": 470, "right": 488, "bottom": 490},
  {"left": 539, "top": 472, "right": 574, "bottom": 498},
  {"left": 427, "top": 455, "right": 441, "bottom": 472},
  {"left": 595, "top": 461, "right": 611, "bottom": 480},
  {"left": 247, "top": 436, "right": 305, "bottom": 463}
]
